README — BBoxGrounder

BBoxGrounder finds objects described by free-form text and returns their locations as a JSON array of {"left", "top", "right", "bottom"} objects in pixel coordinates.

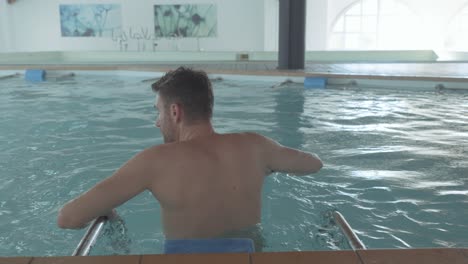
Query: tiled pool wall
[{"left": 1, "top": 248, "right": 468, "bottom": 264}]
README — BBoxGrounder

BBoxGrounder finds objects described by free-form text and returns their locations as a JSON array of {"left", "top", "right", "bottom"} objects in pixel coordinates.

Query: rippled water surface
[{"left": 0, "top": 75, "right": 467, "bottom": 256}]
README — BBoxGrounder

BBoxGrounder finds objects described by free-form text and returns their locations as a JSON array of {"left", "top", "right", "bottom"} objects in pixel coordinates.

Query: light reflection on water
[{"left": 0, "top": 76, "right": 467, "bottom": 256}]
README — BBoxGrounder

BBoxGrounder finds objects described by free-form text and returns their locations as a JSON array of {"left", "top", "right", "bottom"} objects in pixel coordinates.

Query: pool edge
[{"left": 2, "top": 248, "right": 467, "bottom": 264}]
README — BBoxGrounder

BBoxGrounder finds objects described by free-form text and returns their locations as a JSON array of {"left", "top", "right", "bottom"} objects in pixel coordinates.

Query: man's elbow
[
  {"left": 57, "top": 212, "right": 75, "bottom": 229},
  {"left": 57, "top": 209, "right": 85, "bottom": 229},
  {"left": 310, "top": 155, "right": 323, "bottom": 173},
  {"left": 316, "top": 159, "right": 323, "bottom": 172}
]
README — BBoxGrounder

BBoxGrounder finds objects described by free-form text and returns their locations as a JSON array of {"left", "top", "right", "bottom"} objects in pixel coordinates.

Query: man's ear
[{"left": 170, "top": 103, "right": 183, "bottom": 122}]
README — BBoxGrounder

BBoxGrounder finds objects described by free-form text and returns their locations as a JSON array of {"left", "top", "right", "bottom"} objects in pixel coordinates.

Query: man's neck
[{"left": 178, "top": 122, "right": 216, "bottom": 142}]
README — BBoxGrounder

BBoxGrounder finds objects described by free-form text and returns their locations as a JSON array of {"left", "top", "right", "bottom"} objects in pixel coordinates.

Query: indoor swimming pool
[{"left": 0, "top": 72, "right": 467, "bottom": 256}]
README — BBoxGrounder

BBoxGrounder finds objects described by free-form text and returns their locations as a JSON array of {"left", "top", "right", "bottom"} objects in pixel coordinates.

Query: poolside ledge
[{"left": 1, "top": 248, "right": 467, "bottom": 264}]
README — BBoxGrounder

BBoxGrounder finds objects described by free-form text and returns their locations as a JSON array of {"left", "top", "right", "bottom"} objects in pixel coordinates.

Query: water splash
[
  {"left": 93, "top": 217, "right": 132, "bottom": 255},
  {"left": 315, "top": 210, "right": 351, "bottom": 250}
]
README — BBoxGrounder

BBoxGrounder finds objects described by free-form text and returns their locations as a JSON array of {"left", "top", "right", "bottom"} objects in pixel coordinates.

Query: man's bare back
[{"left": 150, "top": 132, "right": 267, "bottom": 239}]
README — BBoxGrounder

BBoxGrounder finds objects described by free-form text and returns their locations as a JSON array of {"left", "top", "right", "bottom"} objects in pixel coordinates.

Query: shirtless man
[{"left": 57, "top": 67, "right": 322, "bottom": 248}]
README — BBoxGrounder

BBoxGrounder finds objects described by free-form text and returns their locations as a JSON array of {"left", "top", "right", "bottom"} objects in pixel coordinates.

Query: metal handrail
[
  {"left": 72, "top": 216, "right": 108, "bottom": 256},
  {"left": 332, "top": 211, "right": 366, "bottom": 250}
]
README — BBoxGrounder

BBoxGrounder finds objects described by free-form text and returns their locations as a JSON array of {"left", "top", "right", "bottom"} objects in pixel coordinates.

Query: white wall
[
  {"left": 403, "top": 0, "right": 468, "bottom": 49},
  {"left": 325, "top": 0, "right": 468, "bottom": 50},
  {"left": 327, "top": 0, "right": 355, "bottom": 36},
  {"left": 0, "top": 1, "right": 3, "bottom": 52},
  {"left": 306, "top": 0, "right": 328, "bottom": 50},
  {"left": 3, "top": 0, "right": 468, "bottom": 53},
  {"left": 264, "top": 0, "right": 279, "bottom": 51},
  {"left": 263, "top": 0, "right": 330, "bottom": 51},
  {"left": 4, "top": 0, "right": 265, "bottom": 52},
  {"left": 324, "top": 0, "right": 468, "bottom": 33},
  {"left": 0, "top": 0, "right": 9, "bottom": 52}
]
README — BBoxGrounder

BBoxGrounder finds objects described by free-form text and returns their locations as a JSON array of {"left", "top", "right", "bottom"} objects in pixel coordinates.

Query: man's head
[{"left": 152, "top": 67, "right": 214, "bottom": 143}]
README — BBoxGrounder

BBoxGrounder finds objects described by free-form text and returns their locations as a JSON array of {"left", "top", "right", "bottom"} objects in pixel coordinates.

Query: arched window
[
  {"left": 445, "top": 3, "right": 468, "bottom": 51},
  {"left": 329, "top": 0, "right": 422, "bottom": 50}
]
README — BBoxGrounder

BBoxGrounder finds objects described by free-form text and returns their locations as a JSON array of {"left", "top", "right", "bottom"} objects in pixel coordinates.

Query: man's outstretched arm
[
  {"left": 255, "top": 134, "right": 323, "bottom": 176},
  {"left": 57, "top": 149, "right": 154, "bottom": 229}
]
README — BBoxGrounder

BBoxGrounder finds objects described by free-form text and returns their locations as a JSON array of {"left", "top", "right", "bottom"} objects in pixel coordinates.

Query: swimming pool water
[{"left": 0, "top": 74, "right": 467, "bottom": 256}]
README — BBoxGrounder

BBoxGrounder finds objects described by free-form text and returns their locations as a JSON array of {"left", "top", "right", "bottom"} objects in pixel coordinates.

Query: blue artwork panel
[
  {"left": 154, "top": 4, "right": 217, "bottom": 38},
  {"left": 60, "top": 4, "right": 122, "bottom": 37}
]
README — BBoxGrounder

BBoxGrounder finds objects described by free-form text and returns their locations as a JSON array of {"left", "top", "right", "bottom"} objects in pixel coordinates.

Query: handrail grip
[
  {"left": 332, "top": 211, "right": 366, "bottom": 250},
  {"left": 72, "top": 216, "right": 108, "bottom": 256}
]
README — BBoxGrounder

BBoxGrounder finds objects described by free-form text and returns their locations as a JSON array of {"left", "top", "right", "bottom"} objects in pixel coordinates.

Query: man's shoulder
[
  {"left": 143, "top": 141, "right": 200, "bottom": 159},
  {"left": 222, "top": 132, "right": 274, "bottom": 150},
  {"left": 133, "top": 144, "right": 170, "bottom": 163},
  {"left": 217, "top": 132, "right": 265, "bottom": 143},
  {"left": 141, "top": 133, "right": 273, "bottom": 155},
  {"left": 144, "top": 143, "right": 177, "bottom": 156},
  {"left": 239, "top": 132, "right": 272, "bottom": 143}
]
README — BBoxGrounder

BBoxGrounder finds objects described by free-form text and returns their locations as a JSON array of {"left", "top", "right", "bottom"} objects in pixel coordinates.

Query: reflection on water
[{"left": 272, "top": 86, "right": 305, "bottom": 148}]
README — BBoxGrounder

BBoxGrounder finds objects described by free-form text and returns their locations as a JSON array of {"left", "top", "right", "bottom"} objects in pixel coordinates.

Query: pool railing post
[
  {"left": 332, "top": 211, "right": 366, "bottom": 250},
  {"left": 72, "top": 216, "right": 108, "bottom": 256}
]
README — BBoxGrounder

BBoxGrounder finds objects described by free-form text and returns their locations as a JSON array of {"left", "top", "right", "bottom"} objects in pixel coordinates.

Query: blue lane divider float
[
  {"left": 164, "top": 238, "right": 255, "bottom": 254},
  {"left": 25, "top": 69, "right": 46, "bottom": 82},
  {"left": 304, "top": 77, "right": 327, "bottom": 89}
]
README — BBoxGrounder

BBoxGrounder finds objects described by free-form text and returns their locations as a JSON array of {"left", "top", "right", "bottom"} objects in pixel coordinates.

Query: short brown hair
[{"left": 152, "top": 67, "right": 214, "bottom": 123}]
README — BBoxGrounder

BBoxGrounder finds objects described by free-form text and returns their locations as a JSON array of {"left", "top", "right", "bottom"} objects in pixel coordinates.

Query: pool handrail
[
  {"left": 332, "top": 211, "right": 366, "bottom": 250},
  {"left": 72, "top": 216, "right": 108, "bottom": 256},
  {"left": 72, "top": 211, "right": 363, "bottom": 255}
]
